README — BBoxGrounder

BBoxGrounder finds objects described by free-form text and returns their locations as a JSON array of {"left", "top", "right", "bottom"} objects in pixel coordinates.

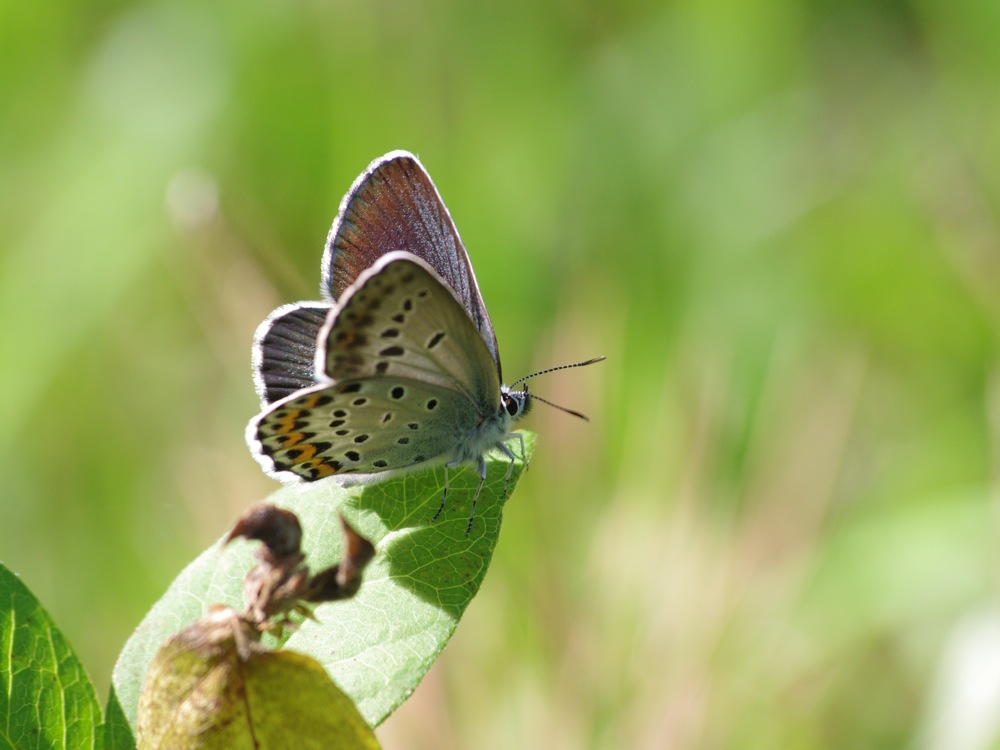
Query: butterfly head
[{"left": 500, "top": 385, "right": 532, "bottom": 423}]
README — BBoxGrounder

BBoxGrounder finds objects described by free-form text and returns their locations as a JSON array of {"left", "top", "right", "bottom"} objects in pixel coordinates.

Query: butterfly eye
[{"left": 502, "top": 391, "right": 528, "bottom": 418}]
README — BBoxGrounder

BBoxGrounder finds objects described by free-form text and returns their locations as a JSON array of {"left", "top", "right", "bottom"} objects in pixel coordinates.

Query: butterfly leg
[
  {"left": 508, "top": 432, "right": 528, "bottom": 471},
  {"left": 496, "top": 440, "right": 528, "bottom": 497},
  {"left": 432, "top": 463, "right": 452, "bottom": 522},
  {"left": 464, "top": 455, "right": 488, "bottom": 537}
]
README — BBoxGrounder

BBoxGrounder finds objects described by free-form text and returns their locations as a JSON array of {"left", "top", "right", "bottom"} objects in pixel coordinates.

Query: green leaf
[
  {"left": 110, "top": 435, "right": 533, "bottom": 743},
  {"left": 0, "top": 563, "right": 101, "bottom": 749},
  {"left": 101, "top": 691, "right": 134, "bottom": 750}
]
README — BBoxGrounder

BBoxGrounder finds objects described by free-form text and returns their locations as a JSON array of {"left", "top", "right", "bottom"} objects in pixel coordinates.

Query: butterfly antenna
[
  {"left": 509, "top": 356, "right": 606, "bottom": 387},
  {"left": 510, "top": 356, "right": 605, "bottom": 421},
  {"left": 530, "top": 392, "right": 591, "bottom": 421}
]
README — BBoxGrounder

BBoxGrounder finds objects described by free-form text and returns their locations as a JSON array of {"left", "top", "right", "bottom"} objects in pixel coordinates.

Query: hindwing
[{"left": 251, "top": 301, "right": 331, "bottom": 406}]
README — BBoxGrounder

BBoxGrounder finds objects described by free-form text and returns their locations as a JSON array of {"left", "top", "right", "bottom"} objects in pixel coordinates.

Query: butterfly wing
[
  {"left": 318, "top": 251, "right": 501, "bottom": 415},
  {"left": 320, "top": 151, "right": 501, "bottom": 378},
  {"left": 246, "top": 252, "right": 504, "bottom": 483},
  {"left": 247, "top": 378, "right": 483, "bottom": 482},
  {"left": 251, "top": 301, "right": 331, "bottom": 407}
]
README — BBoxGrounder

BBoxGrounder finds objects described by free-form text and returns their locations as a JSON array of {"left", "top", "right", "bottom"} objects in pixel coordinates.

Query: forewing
[
  {"left": 318, "top": 252, "right": 501, "bottom": 414},
  {"left": 247, "top": 378, "right": 478, "bottom": 482},
  {"left": 251, "top": 302, "right": 331, "bottom": 407},
  {"left": 320, "top": 151, "right": 501, "bottom": 374}
]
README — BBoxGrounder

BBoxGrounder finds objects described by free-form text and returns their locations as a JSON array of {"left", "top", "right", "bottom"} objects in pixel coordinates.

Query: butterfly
[{"left": 246, "top": 151, "right": 601, "bottom": 534}]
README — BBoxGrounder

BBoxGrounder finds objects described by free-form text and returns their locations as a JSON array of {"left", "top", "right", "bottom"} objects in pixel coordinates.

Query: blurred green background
[{"left": 3, "top": 0, "right": 1000, "bottom": 747}]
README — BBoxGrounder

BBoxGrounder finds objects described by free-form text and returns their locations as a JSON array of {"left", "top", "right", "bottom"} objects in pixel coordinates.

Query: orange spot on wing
[
  {"left": 290, "top": 444, "right": 318, "bottom": 464},
  {"left": 274, "top": 408, "right": 304, "bottom": 435},
  {"left": 279, "top": 432, "right": 305, "bottom": 448},
  {"left": 306, "top": 459, "right": 337, "bottom": 479}
]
